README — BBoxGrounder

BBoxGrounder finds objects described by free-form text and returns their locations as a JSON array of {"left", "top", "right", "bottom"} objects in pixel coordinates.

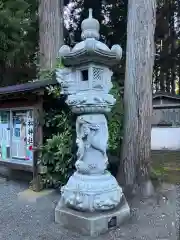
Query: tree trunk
[
  {"left": 178, "top": 0, "right": 180, "bottom": 94},
  {"left": 39, "top": 0, "right": 64, "bottom": 70},
  {"left": 117, "top": 0, "right": 156, "bottom": 197}
]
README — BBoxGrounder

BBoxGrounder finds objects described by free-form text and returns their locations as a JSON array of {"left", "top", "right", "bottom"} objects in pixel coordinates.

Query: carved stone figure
[
  {"left": 60, "top": 114, "right": 122, "bottom": 212},
  {"left": 75, "top": 114, "right": 108, "bottom": 175}
]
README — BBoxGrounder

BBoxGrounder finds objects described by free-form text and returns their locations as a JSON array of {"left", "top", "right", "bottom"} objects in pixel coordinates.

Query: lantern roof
[{"left": 59, "top": 9, "right": 122, "bottom": 67}]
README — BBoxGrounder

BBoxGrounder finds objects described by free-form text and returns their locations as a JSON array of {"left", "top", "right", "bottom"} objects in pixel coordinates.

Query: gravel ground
[
  {"left": 176, "top": 185, "right": 180, "bottom": 239},
  {"left": 0, "top": 180, "right": 179, "bottom": 240}
]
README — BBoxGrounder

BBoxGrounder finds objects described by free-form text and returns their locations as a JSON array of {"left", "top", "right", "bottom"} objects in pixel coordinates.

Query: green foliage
[
  {"left": 39, "top": 107, "right": 74, "bottom": 188},
  {"left": 37, "top": 57, "right": 64, "bottom": 83},
  {"left": 108, "top": 80, "right": 123, "bottom": 156},
  {"left": 45, "top": 109, "right": 71, "bottom": 133},
  {"left": 38, "top": 61, "right": 74, "bottom": 188},
  {"left": 0, "top": 0, "right": 37, "bottom": 63},
  {"left": 46, "top": 85, "right": 61, "bottom": 98},
  {"left": 40, "top": 128, "right": 73, "bottom": 188},
  {"left": 0, "top": 0, "right": 38, "bottom": 86},
  {"left": 68, "top": 0, "right": 127, "bottom": 48},
  {"left": 38, "top": 69, "right": 55, "bottom": 82},
  {"left": 150, "top": 166, "right": 164, "bottom": 184}
]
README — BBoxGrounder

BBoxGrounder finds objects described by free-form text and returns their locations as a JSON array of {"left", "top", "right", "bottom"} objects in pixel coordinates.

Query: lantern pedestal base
[
  {"left": 60, "top": 171, "right": 123, "bottom": 212},
  {"left": 55, "top": 195, "right": 130, "bottom": 237}
]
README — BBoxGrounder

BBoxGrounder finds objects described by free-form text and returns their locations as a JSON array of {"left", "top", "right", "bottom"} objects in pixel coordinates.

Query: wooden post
[
  {"left": 32, "top": 147, "right": 43, "bottom": 192},
  {"left": 31, "top": 100, "right": 44, "bottom": 192}
]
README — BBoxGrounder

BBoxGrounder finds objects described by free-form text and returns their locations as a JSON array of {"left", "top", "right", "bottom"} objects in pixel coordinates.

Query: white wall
[{"left": 151, "top": 127, "right": 180, "bottom": 150}]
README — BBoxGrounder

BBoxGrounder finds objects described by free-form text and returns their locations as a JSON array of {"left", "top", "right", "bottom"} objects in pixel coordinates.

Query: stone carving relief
[
  {"left": 61, "top": 172, "right": 123, "bottom": 212},
  {"left": 66, "top": 92, "right": 116, "bottom": 114},
  {"left": 75, "top": 114, "right": 108, "bottom": 175},
  {"left": 56, "top": 68, "right": 76, "bottom": 95}
]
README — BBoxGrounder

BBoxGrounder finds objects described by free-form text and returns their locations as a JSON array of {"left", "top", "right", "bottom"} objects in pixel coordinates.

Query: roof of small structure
[
  {"left": 153, "top": 91, "right": 180, "bottom": 100},
  {"left": 59, "top": 9, "right": 122, "bottom": 67},
  {"left": 0, "top": 78, "right": 57, "bottom": 95}
]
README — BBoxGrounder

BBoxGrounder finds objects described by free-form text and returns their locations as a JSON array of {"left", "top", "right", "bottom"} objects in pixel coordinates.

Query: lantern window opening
[{"left": 81, "top": 69, "right": 89, "bottom": 81}]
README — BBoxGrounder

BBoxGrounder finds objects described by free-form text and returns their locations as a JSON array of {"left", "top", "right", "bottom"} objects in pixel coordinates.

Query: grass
[{"left": 151, "top": 150, "right": 180, "bottom": 184}]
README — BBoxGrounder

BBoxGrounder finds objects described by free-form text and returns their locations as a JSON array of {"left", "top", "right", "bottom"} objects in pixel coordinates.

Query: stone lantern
[{"left": 55, "top": 9, "right": 130, "bottom": 236}]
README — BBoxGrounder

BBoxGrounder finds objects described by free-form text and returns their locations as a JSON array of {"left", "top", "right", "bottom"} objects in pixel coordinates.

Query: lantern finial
[{"left": 81, "top": 8, "right": 100, "bottom": 40}]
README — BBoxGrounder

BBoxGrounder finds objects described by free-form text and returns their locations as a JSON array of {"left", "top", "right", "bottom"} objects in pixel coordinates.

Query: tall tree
[
  {"left": 0, "top": 0, "right": 38, "bottom": 86},
  {"left": 154, "top": 0, "right": 180, "bottom": 94},
  {"left": 39, "top": 0, "right": 64, "bottom": 70},
  {"left": 117, "top": 0, "right": 156, "bottom": 196}
]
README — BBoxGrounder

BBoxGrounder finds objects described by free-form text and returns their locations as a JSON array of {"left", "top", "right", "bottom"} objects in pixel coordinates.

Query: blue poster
[
  {"left": 14, "top": 128, "right": 20, "bottom": 138},
  {"left": 1, "top": 141, "right": 6, "bottom": 160}
]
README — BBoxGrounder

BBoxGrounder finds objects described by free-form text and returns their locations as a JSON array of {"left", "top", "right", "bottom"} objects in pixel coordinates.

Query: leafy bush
[
  {"left": 40, "top": 125, "right": 73, "bottom": 188},
  {"left": 39, "top": 97, "right": 74, "bottom": 188},
  {"left": 107, "top": 81, "right": 123, "bottom": 176},
  {"left": 108, "top": 81, "right": 123, "bottom": 156}
]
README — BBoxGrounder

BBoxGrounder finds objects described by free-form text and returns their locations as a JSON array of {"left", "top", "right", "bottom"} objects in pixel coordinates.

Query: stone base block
[{"left": 55, "top": 195, "right": 130, "bottom": 237}]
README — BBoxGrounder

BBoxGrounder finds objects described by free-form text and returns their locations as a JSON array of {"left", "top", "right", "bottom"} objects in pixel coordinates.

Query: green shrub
[
  {"left": 40, "top": 126, "right": 73, "bottom": 188},
  {"left": 39, "top": 102, "right": 74, "bottom": 188},
  {"left": 108, "top": 81, "right": 123, "bottom": 156}
]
